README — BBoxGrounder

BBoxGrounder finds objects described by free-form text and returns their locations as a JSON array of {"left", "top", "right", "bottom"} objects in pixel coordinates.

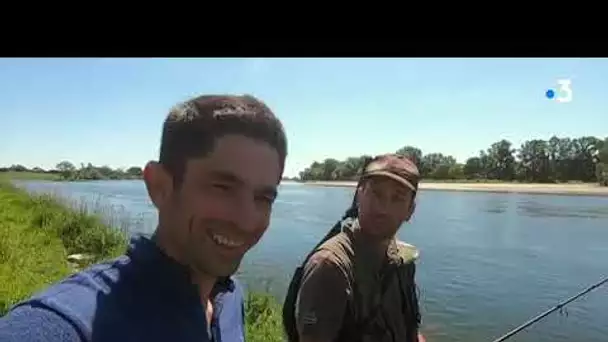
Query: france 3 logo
[{"left": 545, "top": 79, "right": 572, "bottom": 103}]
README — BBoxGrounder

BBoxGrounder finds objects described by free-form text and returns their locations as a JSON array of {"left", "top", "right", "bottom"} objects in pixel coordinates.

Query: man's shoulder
[
  {"left": 300, "top": 233, "right": 355, "bottom": 285},
  {"left": 394, "top": 240, "right": 419, "bottom": 265},
  {"left": 313, "top": 232, "right": 354, "bottom": 266},
  {"left": 9, "top": 254, "right": 134, "bottom": 339},
  {"left": 226, "top": 275, "right": 245, "bottom": 300},
  {"left": 220, "top": 276, "right": 246, "bottom": 313},
  {"left": 28, "top": 254, "right": 131, "bottom": 300}
]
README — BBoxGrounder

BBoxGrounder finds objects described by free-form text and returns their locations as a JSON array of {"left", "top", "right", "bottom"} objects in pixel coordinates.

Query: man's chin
[
  {"left": 363, "top": 232, "right": 396, "bottom": 245},
  {"left": 216, "top": 263, "right": 240, "bottom": 277},
  {"left": 200, "top": 258, "right": 242, "bottom": 278}
]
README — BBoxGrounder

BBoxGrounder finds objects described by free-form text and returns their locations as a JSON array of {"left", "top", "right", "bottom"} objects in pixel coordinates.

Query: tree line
[
  {"left": 0, "top": 162, "right": 143, "bottom": 181},
  {"left": 298, "top": 136, "right": 608, "bottom": 186}
]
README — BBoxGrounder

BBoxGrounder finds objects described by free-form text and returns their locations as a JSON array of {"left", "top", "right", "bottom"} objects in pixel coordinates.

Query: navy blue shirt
[{"left": 0, "top": 236, "right": 246, "bottom": 342}]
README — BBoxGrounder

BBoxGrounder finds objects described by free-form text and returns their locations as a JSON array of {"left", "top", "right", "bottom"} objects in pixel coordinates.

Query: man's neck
[
  {"left": 193, "top": 271, "right": 216, "bottom": 305},
  {"left": 192, "top": 271, "right": 216, "bottom": 325},
  {"left": 372, "top": 238, "right": 391, "bottom": 263},
  {"left": 152, "top": 227, "right": 217, "bottom": 305},
  {"left": 353, "top": 220, "right": 392, "bottom": 265}
]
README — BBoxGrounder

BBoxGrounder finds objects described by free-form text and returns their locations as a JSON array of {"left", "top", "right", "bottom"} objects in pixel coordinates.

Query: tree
[
  {"left": 127, "top": 166, "right": 143, "bottom": 177},
  {"left": 463, "top": 157, "right": 483, "bottom": 179},
  {"left": 486, "top": 140, "right": 516, "bottom": 180},
  {"left": 56, "top": 161, "right": 76, "bottom": 180},
  {"left": 9, "top": 164, "right": 28, "bottom": 172},
  {"left": 448, "top": 164, "right": 465, "bottom": 179},
  {"left": 596, "top": 137, "right": 608, "bottom": 186},
  {"left": 265, "top": 135, "right": 608, "bottom": 186},
  {"left": 421, "top": 153, "right": 456, "bottom": 179},
  {"left": 97, "top": 165, "right": 115, "bottom": 178},
  {"left": 478, "top": 151, "right": 492, "bottom": 179},
  {"left": 580, "top": 136, "right": 602, "bottom": 181},
  {"left": 395, "top": 146, "right": 423, "bottom": 168},
  {"left": 517, "top": 140, "right": 550, "bottom": 182}
]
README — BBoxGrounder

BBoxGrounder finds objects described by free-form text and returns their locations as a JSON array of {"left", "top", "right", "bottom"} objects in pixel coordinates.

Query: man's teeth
[{"left": 211, "top": 233, "right": 244, "bottom": 248}]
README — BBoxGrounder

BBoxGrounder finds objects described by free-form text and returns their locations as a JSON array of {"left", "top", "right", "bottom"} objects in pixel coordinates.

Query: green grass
[
  {"left": 245, "top": 291, "right": 284, "bottom": 342},
  {"left": 0, "top": 181, "right": 128, "bottom": 314},
  {"left": 0, "top": 180, "right": 285, "bottom": 341},
  {"left": 0, "top": 171, "right": 60, "bottom": 181}
]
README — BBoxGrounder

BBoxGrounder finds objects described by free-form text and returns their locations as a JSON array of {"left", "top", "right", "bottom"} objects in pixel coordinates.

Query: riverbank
[
  {"left": 0, "top": 170, "right": 142, "bottom": 182},
  {"left": 0, "top": 181, "right": 284, "bottom": 341},
  {"left": 301, "top": 180, "right": 608, "bottom": 196},
  {"left": 0, "top": 171, "right": 60, "bottom": 181}
]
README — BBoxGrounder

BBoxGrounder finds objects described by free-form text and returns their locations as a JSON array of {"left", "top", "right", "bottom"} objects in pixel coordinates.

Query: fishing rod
[{"left": 491, "top": 275, "right": 608, "bottom": 342}]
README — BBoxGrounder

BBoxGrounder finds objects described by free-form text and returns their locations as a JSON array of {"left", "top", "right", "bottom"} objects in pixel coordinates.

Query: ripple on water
[{"left": 517, "top": 198, "right": 608, "bottom": 220}]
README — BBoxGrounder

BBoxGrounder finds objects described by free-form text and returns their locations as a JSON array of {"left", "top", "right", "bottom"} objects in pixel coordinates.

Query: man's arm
[
  {"left": 0, "top": 304, "right": 82, "bottom": 342},
  {"left": 295, "top": 250, "right": 350, "bottom": 342}
]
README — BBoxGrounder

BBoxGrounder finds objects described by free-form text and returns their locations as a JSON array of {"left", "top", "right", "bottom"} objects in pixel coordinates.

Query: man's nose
[
  {"left": 229, "top": 192, "right": 259, "bottom": 230},
  {"left": 372, "top": 194, "right": 390, "bottom": 211}
]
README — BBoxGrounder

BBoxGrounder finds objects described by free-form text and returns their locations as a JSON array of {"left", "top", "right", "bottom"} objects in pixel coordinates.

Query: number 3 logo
[{"left": 556, "top": 79, "right": 572, "bottom": 103}]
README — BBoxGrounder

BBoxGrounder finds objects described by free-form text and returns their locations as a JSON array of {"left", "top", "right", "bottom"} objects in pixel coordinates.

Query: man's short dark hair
[{"left": 159, "top": 94, "right": 287, "bottom": 186}]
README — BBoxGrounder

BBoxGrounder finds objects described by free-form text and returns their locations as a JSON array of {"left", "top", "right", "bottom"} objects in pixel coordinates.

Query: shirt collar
[
  {"left": 212, "top": 275, "right": 236, "bottom": 295},
  {"left": 127, "top": 235, "right": 236, "bottom": 297},
  {"left": 348, "top": 219, "right": 401, "bottom": 267}
]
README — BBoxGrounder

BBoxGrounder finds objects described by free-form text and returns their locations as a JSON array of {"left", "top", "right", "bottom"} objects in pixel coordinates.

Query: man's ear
[
  {"left": 356, "top": 180, "right": 367, "bottom": 197},
  {"left": 143, "top": 161, "right": 173, "bottom": 209}
]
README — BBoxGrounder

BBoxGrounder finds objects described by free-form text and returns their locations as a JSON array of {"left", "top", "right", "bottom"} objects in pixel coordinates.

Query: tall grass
[
  {"left": 28, "top": 193, "right": 130, "bottom": 262},
  {"left": 0, "top": 181, "right": 286, "bottom": 341},
  {"left": 0, "top": 181, "right": 128, "bottom": 314}
]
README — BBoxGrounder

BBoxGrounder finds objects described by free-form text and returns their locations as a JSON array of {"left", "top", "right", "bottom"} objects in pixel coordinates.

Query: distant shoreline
[{"left": 297, "top": 181, "right": 608, "bottom": 197}]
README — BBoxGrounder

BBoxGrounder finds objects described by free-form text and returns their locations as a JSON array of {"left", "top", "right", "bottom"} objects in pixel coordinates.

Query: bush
[{"left": 245, "top": 291, "right": 284, "bottom": 342}]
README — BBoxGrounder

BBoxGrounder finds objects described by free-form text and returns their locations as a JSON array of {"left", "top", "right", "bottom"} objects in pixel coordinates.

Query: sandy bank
[{"left": 301, "top": 181, "right": 608, "bottom": 197}]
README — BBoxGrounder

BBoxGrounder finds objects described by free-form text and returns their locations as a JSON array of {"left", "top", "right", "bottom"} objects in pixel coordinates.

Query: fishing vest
[{"left": 289, "top": 218, "right": 421, "bottom": 342}]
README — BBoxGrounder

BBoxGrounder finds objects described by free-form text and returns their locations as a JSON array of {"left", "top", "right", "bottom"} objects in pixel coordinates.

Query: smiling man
[{"left": 0, "top": 94, "right": 288, "bottom": 342}]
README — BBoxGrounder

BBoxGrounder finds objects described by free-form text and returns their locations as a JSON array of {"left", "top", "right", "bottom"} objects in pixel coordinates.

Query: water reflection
[
  {"left": 517, "top": 200, "right": 608, "bottom": 219},
  {"left": 482, "top": 197, "right": 510, "bottom": 214}
]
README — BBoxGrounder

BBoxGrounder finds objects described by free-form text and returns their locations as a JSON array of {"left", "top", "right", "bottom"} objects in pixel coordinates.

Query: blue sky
[{"left": 1, "top": 58, "right": 606, "bottom": 177}]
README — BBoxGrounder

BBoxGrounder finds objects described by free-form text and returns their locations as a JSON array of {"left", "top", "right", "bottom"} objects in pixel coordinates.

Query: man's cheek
[
  {"left": 198, "top": 194, "right": 238, "bottom": 220},
  {"left": 249, "top": 220, "right": 270, "bottom": 246}
]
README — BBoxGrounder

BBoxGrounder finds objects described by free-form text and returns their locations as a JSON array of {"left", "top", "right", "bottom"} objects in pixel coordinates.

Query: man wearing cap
[{"left": 292, "top": 154, "right": 424, "bottom": 342}]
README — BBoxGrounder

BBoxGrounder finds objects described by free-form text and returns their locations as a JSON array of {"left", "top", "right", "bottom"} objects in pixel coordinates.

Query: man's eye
[
  {"left": 255, "top": 195, "right": 274, "bottom": 205},
  {"left": 212, "top": 183, "right": 231, "bottom": 190},
  {"left": 392, "top": 195, "right": 407, "bottom": 202}
]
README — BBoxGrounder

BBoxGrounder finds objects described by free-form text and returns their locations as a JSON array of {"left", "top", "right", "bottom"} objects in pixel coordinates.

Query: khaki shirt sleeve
[{"left": 295, "top": 250, "right": 350, "bottom": 340}]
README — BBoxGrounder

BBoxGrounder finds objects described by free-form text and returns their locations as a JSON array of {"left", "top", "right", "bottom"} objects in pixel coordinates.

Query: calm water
[{"left": 16, "top": 180, "right": 608, "bottom": 342}]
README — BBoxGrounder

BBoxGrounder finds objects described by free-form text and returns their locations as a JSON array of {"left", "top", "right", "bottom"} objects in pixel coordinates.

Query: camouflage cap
[{"left": 361, "top": 154, "right": 420, "bottom": 192}]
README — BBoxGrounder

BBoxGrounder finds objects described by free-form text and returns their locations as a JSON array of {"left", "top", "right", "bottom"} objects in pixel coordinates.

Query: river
[{"left": 15, "top": 180, "right": 608, "bottom": 342}]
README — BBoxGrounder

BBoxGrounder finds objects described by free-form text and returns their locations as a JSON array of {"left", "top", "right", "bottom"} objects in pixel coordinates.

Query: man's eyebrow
[
  {"left": 395, "top": 187, "right": 410, "bottom": 196},
  {"left": 209, "top": 170, "right": 245, "bottom": 185},
  {"left": 209, "top": 170, "right": 278, "bottom": 199}
]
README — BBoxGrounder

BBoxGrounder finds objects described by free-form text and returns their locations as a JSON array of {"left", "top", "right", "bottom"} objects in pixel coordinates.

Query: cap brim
[{"left": 363, "top": 171, "right": 417, "bottom": 192}]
